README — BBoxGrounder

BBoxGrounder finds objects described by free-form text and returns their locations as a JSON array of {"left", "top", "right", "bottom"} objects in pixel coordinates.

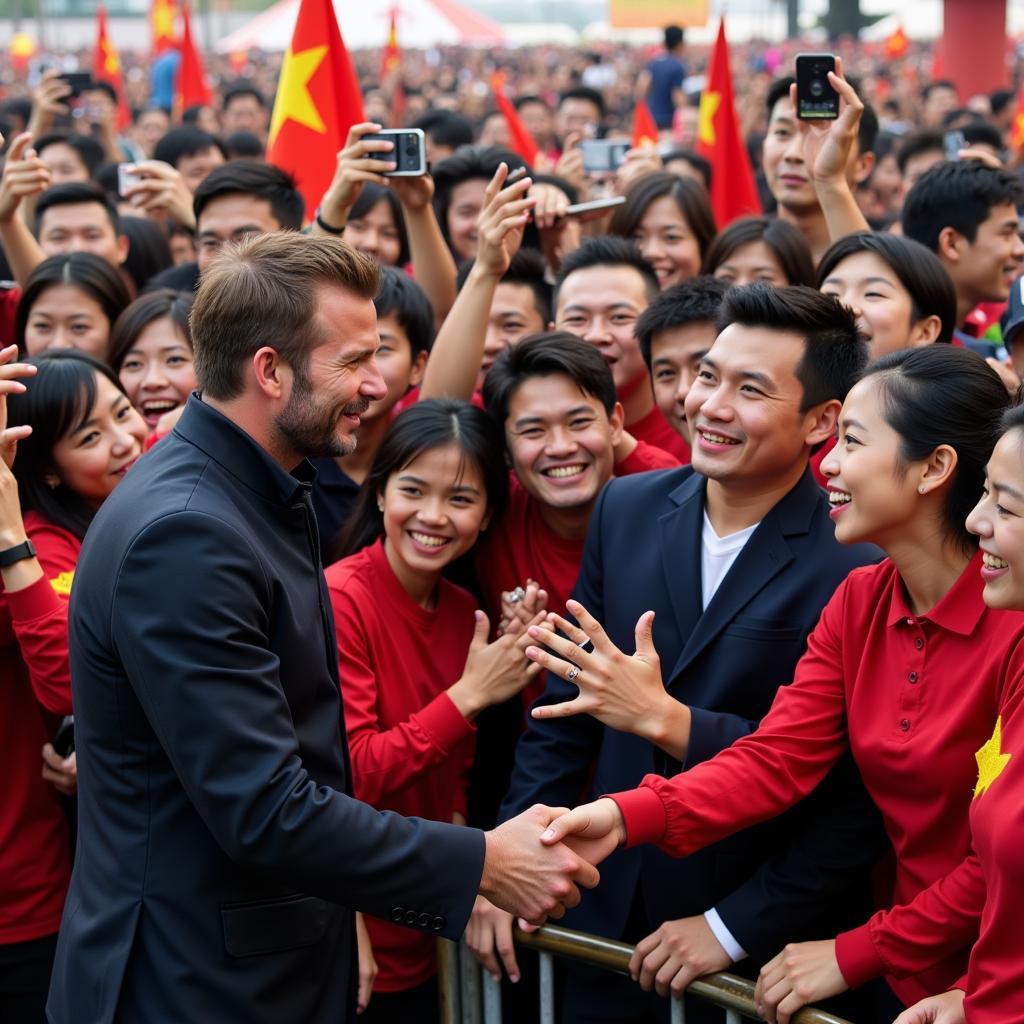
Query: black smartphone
[
  {"left": 52, "top": 715, "right": 75, "bottom": 758},
  {"left": 364, "top": 128, "right": 426, "bottom": 176},
  {"left": 580, "top": 139, "right": 631, "bottom": 174},
  {"left": 795, "top": 53, "right": 839, "bottom": 120},
  {"left": 59, "top": 71, "right": 93, "bottom": 99}
]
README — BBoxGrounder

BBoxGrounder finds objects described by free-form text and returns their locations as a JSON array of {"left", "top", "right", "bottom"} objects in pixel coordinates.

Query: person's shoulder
[
  {"left": 324, "top": 545, "right": 374, "bottom": 594},
  {"left": 605, "top": 463, "right": 695, "bottom": 505}
]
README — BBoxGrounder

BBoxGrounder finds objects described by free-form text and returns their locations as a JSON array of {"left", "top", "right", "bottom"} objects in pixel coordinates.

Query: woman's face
[
  {"left": 967, "top": 429, "right": 1024, "bottom": 609},
  {"left": 820, "top": 375, "right": 934, "bottom": 549},
  {"left": 50, "top": 372, "right": 147, "bottom": 508},
  {"left": 712, "top": 240, "right": 789, "bottom": 288},
  {"left": 447, "top": 179, "right": 488, "bottom": 262},
  {"left": 118, "top": 316, "right": 196, "bottom": 429},
  {"left": 381, "top": 443, "right": 490, "bottom": 581},
  {"left": 344, "top": 198, "right": 402, "bottom": 266},
  {"left": 819, "top": 251, "right": 937, "bottom": 358},
  {"left": 629, "top": 195, "right": 702, "bottom": 288},
  {"left": 24, "top": 284, "right": 111, "bottom": 359}
]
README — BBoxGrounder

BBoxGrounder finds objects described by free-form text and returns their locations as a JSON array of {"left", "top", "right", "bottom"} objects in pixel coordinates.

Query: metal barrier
[{"left": 440, "top": 923, "right": 855, "bottom": 1024}]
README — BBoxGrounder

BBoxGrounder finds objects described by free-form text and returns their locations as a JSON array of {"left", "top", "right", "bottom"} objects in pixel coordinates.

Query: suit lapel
[{"left": 657, "top": 474, "right": 706, "bottom": 655}]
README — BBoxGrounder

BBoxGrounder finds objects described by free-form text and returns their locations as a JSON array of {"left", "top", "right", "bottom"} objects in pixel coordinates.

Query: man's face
[
  {"left": 922, "top": 85, "right": 958, "bottom": 128},
  {"left": 902, "top": 148, "right": 944, "bottom": 191},
  {"left": 650, "top": 321, "right": 718, "bottom": 443},
  {"left": 178, "top": 145, "right": 226, "bottom": 192},
  {"left": 273, "top": 285, "right": 387, "bottom": 458},
  {"left": 555, "top": 264, "right": 650, "bottom": 394},
  {"left": 685, "top": 324, "right": 824, "bottom": 489},
  {"left": 948, "top": 201, "right": 1024, "bottom": 306},
  {"left": 222, "top": 95, "right": 267, "bottom": 137},
  {"left": 38, "top": 202, "right": 127, "bottom": 267},
  {"left": 505, "top": 373, "right": 622, "bottom": 511},
  {"left": 367, "top": 310, "right": 426, "bottom": 422},
  {"left": 518, "top": 101, "right": 554, "bottom": 147},
  {"left": 39, "top": 142, "right": 90, "bottom": 185},
  {"left": 763, "top": 95, "right": 870, "bottom": 213},
  {"left": 557, "top": 97, "right": 602, "bottom": 141},
  {"left": 133, "top": 109, "right": 171, "bottom": 157},
  {"left": 196, "top": 194, "right": 282, "bottom": 274},
  {"left": 480, "top": 282, "right": 546, "bottom": 382}
]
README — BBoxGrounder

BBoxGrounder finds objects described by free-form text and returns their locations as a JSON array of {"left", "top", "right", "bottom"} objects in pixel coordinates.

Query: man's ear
[
  {"left": 850, "top": 149, "right": 875, "bottom": 187},
  {"left": 252, "top": 346, "right": 287, "bottom": 400},
  {"left": 608, "top": 400, "right": 626, "bottom": 447},
  {"left": 408, "top": 349, "right": 428, "bottom": 390},
  {"left": 116, "top": 233, "right": 130, "bottom": 266},
  {"left": 804, "top": 398, "right": 840, "bottom": 449},
  {"left": 937, "top": 226, "right": 963, "bottom": 265}
]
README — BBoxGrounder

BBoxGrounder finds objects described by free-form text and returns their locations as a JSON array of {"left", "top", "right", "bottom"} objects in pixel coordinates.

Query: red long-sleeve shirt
[
  {"left": 0, "top": 511, "right": 79, "bottom": 944},
  {"left": 610, "top": 554, "right": 1024, "bottom": 1006},
  {"left": 325, "top": 537, "right": 478, "bottom": 992}
]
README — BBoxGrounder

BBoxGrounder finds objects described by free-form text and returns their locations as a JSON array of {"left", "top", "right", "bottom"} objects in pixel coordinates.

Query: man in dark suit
[
  {"left": 474, "top": 285, "right": 887, "bottom": 1020},
  {"left": 47, "top": 233, "right": 599, "bottom": 1024}
]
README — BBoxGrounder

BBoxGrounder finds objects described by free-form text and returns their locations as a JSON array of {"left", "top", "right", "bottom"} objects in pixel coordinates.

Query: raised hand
[
  {"left": 480, "top": 803, "right": 601, "bottom": 925},
  {"left": 27, "top": 70, "right": 71, "bottom": 138},
  {"left": 892, "top": 990, "right": 966, "bottom": 1024},
  {"left": 753, "top": 939, "right": 848, "bottom": 1023},
  {"left": 0, "top": 344, "right": 37, "bottom": 469},
  {"left": 629, "top": 915, "right": 730, "bottom": 998},
  {"left": 497, "top": 578, "right": 548, "bottom": 637},
  {"left": 0, "top": 133, "right": 51, "bottom": 224},
  {"left": 388, "top": 170, "right": 434, "bottom": 212},
  {"left": 122, "top": 161, "right": 196, "bottom": 228},
  {"left": 318, "top": 122, "right": 395, "bottom": 229},
  {"left": 473, "top": 163, "right": 535, "bottom": 279},
  {"left": 539, "top": 797, "right": 626, "bottom": 869}
]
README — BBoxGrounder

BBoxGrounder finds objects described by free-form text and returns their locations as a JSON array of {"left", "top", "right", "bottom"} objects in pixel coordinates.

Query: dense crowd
[{"left": 2, "top": 24, "right": 1024, "bottom": 1024}]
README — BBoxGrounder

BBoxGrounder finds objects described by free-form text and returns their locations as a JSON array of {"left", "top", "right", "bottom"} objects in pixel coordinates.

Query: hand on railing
[
  {"left": 629, "top": 914, "right": 731, "bottom": 999},
  {"left": 465, "top": 896, "right": 520, "bottom": 983},
  {"left": 755, "top": 939, "right": 848, "bottom": 1023},
  {"left": 892, "top": 989, "right": 966, "bottom": 1024}
]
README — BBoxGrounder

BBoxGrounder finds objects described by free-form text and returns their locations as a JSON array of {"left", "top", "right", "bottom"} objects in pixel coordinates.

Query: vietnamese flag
[
  {"left": 177, "top": 3, "right": 212, "bottom": 110},
  {"left": 151, "top": 0, "right": 178, "bottom": 55},
  {"left": 1010, "top": 76, "right": 1024, "bottom": 151},
  {"left": 267, "top": 0, "right": 365, "bottom": 220},
  {"left": 379, "top": 8, "right": 405, "bottom": 126},
  {"left": 93, "top": 5, "right": 131, "bottom": 132},
  {"left": 884, "top": 25, "right": 910, "bottom": 59},
  {"left": 631, "top": 99, "right": 659, "bottom": 148},
  {"left": 491, "top": 71, "right": 539, "bottom": 165},
  {"left": 696, "top": 19, "right": 760, "bottom": 226}
]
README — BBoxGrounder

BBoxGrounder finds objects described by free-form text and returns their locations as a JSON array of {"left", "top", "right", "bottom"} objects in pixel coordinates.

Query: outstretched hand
[
  {"left": 0, "top": 344, "right": 36, "bottom": 469},
  {"left": 473, "top": 162, "right": 535, "bottom": 279},
  {"left": 539, "top": 797, "right": 626, "bottom": 870}
]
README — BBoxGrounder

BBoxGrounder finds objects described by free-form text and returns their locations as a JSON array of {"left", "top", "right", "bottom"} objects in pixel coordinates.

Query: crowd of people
[{"left": 2, "top": 23, "right": 1024, "bottom": 1024}]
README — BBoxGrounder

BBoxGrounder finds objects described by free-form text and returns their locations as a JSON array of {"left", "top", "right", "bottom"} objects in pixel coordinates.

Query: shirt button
[
  {"left": 915, "top": 638, "right": 923, "bottom": 650},
  {"left": 900, "top": 718, "right": 911, "bottom": 731},
  {"left": 909, "top": 671, "right": 918, "bottom": 683},
  {"left": 906, "top": 618, "right": 915, "bottom": 626}
]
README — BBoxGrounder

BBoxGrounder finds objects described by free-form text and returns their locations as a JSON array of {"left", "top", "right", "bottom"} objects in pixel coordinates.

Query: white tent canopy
[{"left": 216, "top": 0, "right": 507, "bottom": 53}]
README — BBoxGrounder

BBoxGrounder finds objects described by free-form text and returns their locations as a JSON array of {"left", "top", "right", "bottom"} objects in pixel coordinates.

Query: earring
[
  {"left": 46, "top": 476, "right": 59, "bottom": 490},
  {"left": 377, "top": 497, "right": 384, "bottom": 512},
  {"left": 918, "top": 485, "right": 926, "bottom": 494}
]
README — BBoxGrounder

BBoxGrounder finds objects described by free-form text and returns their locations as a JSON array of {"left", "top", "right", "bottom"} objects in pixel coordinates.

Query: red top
[
  {"left": 325, "top": 537, "right": 477, "bottom": 992},
  {"left": 628, "top": 404, "right": 691, "bottom": 463},
  {"left": 0, "top": 510, "right": 78, "bottom": 943},
  {"left": 0, "top": 284, "right": 19, "bottom": 348},
  {"left": 608, "top": 554, "right": 1024, "bottom": 1006}
]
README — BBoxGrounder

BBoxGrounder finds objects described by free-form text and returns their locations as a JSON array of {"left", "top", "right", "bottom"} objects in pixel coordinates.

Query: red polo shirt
[{"left": 609, "top": 553, "right": 1024, "bottom": 1006}]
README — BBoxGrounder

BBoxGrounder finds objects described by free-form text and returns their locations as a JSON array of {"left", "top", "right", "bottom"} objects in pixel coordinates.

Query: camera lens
[
  {"left": 809, "top": 80, "right": 825, "bottom": 98},
  {"left": 406, "top": 138, "right": 417, "bottom": 152}
]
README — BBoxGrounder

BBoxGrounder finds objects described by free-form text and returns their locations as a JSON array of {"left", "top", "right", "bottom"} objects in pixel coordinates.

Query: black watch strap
[
  {"left": 0, "top": 539, "right": 37, "bottom": 568},
  {"left": 315, "top": 208, "right": 345, "bottom": 235}
]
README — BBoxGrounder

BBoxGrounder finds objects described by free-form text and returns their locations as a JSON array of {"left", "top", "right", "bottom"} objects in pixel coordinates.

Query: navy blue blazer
[
  {"left": 48, "top": 398, "right": 484, "bottom": 1024},
  {"left": 502, "top": 465, "right": 887, "bottom": 961}
]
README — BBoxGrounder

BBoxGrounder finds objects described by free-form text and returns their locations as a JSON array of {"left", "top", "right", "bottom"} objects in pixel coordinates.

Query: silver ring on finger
[
  {"left": 578, "top": 636, "right": 594, "bottom": 653},
  {"left": 508, "top": 586, "right": 526, "bottom": 604},
  {"left": 566, "top": 664, "right": 581, "bottom": 682}
]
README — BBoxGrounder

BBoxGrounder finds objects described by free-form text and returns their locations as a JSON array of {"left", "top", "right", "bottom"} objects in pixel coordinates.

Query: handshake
[{"left": 479, "top": 799, "right": 628, "bottom": 925}]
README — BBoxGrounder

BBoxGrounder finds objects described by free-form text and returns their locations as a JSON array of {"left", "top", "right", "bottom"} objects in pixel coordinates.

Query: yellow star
[
  {"left": 269, "top": 44, "right": 329, "bottom": 145},
  {"left": 699, "top": 90, "right": 721, "bottom": 147},
  {"left": 151, "top": 0, "right": 176, "bottom": 41},
  {"left": 102, "top": 41, "right": 120, "bottom": 76},
  {"left": 974, "top": 716, "right": 1012, "bottom": 799}
]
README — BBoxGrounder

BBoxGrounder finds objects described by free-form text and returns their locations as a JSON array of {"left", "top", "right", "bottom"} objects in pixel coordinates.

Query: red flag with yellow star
[
  {"left": 491, "top": 71, "right": 540, "bottom": 165},
  {"left": 884, "top": 25, "right": 909, "bottom": 59},
  {"left": 93, "top": 5, "right": 131, "bottom": 132},
  {"left": 695, "top": 18, "right": 760, "bottom": 227},
  {"left": 268, "top": 0, "right": 365, "bottom": 220},
  {"left": 177, "top": 3, "right": 212, "bottom": 110},
  {"left": 151, "top": 0, "right": 178, "bottom": 55},
  {"left": 379, "top": 7, "right": 400, "bottom": 79},
  {"left": 631, "top": 99, "right": 659, "bottom": 148},
  {"left": 1010, "top": 78, "right": 1024, "bottom": 152}
]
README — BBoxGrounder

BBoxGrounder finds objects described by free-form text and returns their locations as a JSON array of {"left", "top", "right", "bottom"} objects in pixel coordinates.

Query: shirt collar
[
  {"left": 173, "top": 393, "right": 317, "bottom": 507},
  {"left": 885, "top": 549, "right": 986, "bottom": 635}
]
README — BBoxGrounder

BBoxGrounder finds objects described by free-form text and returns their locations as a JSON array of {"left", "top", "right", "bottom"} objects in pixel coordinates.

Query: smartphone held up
[
  {"left": 795, "top": 54, "right": 839, "bottom": 120},
  {"left": 364, "top": 128, "right": 427, "bottom": 176}
]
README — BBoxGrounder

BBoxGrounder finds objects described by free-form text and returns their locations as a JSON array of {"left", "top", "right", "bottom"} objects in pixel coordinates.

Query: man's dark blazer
[
  {"left": 502, "top": 465, "right": 887, "bottom": 962},
  {"left": 47, "top": 398, "right": 484, "bottom": 1024}
]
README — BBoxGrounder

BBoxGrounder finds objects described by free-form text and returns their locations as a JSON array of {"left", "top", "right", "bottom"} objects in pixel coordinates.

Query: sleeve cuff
[
  {"left": 607, "top": 785, "right": 667, "bottom": 848},
  {"left": 835, "top": 923, "right": 887, "bottom": 988},
  {"left": 704, "top": 907, "right": 747, "bottom": 962},
  {"left": 7, "top": 573, "right": 66, "bottom": 623},
  {"left": 414, "top": 691, "right": 477, "bottom": 752}
]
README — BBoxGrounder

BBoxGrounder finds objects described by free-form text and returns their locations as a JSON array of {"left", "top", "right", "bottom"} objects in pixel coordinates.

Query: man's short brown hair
[{"left": 191, "top": 232, "right": 379, "bottom": 400}]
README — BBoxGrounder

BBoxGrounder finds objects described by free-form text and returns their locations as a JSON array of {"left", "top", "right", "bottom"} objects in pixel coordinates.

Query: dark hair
[
  {"left": 456, "top": 247, "right": 552, "bottom": 324},
  {"left": 6, "top": 350, "right": 131, "bottom": 539},
  {"left": 766, "top": 76, "right": 877, "bottom": 153},
  {"left": 15, "top": 252, "right": 132, "bottom": 354},
  {"left": 990, "top": 88, "right": 1014, "bottom": 117},
  {"left": 664, "top": 25, "right": 684, "bottom": 50},
  {"left": 718, "top": 284, "right": 867, "bottom": 411},
  {"left": 513, "top": 95, "right": 550, "bottom": 114},
  {"left": 133, "top": 104, "right": 170, "bottom": 124},
  {"left": 896, "top": 130, "right": 944, "bottom": 175},
  {"left": 153, "top": 126, "right": 226, "bottom": 169},
  {"left": 482, "top": 330, "right": 617, "bottom": 429},
  {"left": 901, "top": 160, "right": 1024, "bottom": 253},
  {"left": 816, "top": 232, "right": 958, "bottom": 345},
  {"left": 348, "top": 183, "right": 410, "bottom": 266},
  {"left": 555, "top": 235, "right": 661, "bottom": 311},
  {"left": 83, "top": 80, "right": 118, "bottom": 106},
  {"left": 223, "top": 130, "right": 265, "bottom": 160},
  {"left": 34, "top": 181, "right": 120, "bottom": 236},
  {"left": 608, "top": 172, "right": 716, "bottom": 266},
  {"left": 107, "top": 288, "right": 194, "bottom": 373},
  {"left": 636, "top": 276, "right": 728, "bottom": 369},
  {"left": 192, "top": 160, "right": 304, "bottom": 231},
  {"left": 923, "top": 79, "right": 958, "bottom": 102},
  {"left": 660, "top": 149, "right": 712, "bottom": 190},
  {"left": 335, "top": 399, "right": 508, "bottom": 561},
  {"left": 558, "top": 86, "right": 606, "bottom": 120},
  {"left": 182, "top": 103, "right": 212, "bottom": 125},
  {"left": 702, "top": 216, "right": 815, "bottom": 287},
  {"left": 374, "top": 266, "right": 434, "bottom": 358},
  {"left": 222, "top": 82, "right": 266, "bottom": 110},
  {"left": 961, "top": 122, "right": 1003, "bottom": 154},
  {"left": 409, "top": 110, "right": 474, "bottom": 151},
  {"left": 864, "top": 345, "right": 1008, "bottom": 549},
  {"left": 34, "top": 132, "right": 106, "bottom": 179},
  {"left": 119, "top": 216, "right": 173, "bottom": 293}
]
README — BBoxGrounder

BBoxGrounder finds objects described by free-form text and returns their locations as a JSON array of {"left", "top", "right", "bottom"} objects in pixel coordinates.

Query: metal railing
[{"left": 440, "top": 923, "right": 854, "bottom": 1024}]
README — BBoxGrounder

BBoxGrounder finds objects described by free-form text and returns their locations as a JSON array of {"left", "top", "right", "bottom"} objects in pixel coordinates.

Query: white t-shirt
[{"left": 701, "top": 511, "right": 760, "bottom": 611}]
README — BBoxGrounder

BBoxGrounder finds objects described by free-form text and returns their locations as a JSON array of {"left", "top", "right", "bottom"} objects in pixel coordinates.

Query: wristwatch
[{"left": 0, "top": 539, "right": 37, "bottom": 567}]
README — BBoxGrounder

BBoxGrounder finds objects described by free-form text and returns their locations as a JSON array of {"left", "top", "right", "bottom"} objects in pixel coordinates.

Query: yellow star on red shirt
[
  {"left": 974, "top": 716, "right": 1011, "bottom": 799},
  {"left": 269, "top": 44, "right": 328, "bottom": 144}
]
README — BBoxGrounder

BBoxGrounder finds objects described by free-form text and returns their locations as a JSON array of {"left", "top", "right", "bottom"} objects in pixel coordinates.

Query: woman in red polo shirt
[
  {"left": 325, "top": 399, "right": 542, "bottom": 1022},
  {"left": 0, "top": 349, "right": 146, "bottom": 1022},
  {"left": 533, "top": 345, "right": 1024, "bottom": 1018}
]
